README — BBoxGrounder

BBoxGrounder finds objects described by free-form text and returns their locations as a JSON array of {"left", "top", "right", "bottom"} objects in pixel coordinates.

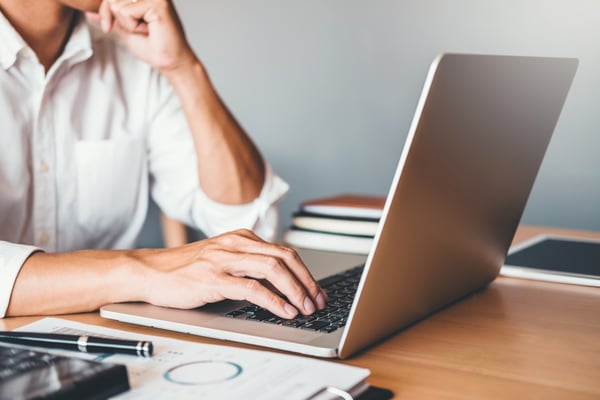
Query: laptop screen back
[{"left": 339, "top": 54, "right": 578, "bottom": 358}]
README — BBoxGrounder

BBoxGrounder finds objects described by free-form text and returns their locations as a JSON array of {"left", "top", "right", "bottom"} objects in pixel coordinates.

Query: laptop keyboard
[
  {"left": 0, "top": 345, "right": 131, "bottom": 399},
  {"left": 225, "top": 265, "right": 364, "bottom": 334}
]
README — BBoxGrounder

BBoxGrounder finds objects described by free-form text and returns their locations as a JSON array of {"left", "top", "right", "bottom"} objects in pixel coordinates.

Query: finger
[
  {"left": 260, "top": 279, "right": 284, "bottom": 298},
  {"left": 108, "top": 0, "right": 150, "bottom": 34},
  {"left": 111, "top": 19, "right": 149, "bottom": 39},
  {"left": 218, "top": 230, "right": 327, "bottom": 310},
  {"left": 111, "top": 0, "right": 173, "bottom": 25},
  {"left": 222, "top": 252, "right": 317, "bottom": 315},
  {"left": 85, "top": 12, "right": 102, "bottom": 26},
  {"left": 222, "top": 276, "right": 299, "bottom": 319},
  {"left": 271, "top": 245, "right": 328, "bottom": 309},
  {"left": 99, "top": 0, "right": 114, "bottom": 33},
  {"left": 83, "top": 0, "right": 105, "bottom": 25}
]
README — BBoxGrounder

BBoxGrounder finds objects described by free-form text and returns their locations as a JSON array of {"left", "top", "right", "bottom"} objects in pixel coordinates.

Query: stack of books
[{"left": 282, "top": 194, "right": 386, "bottom": 254}]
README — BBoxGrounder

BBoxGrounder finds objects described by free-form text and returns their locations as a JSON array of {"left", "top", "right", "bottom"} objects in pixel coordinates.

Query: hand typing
[{"left": 133, "top": 229, "right": 327, "bottom": 319}]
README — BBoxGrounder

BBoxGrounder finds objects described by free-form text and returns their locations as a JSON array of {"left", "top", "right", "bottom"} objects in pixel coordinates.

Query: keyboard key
[
  {"left": 301, "top": 321, "right": 332, "bottom": 331},
  {"left": 225, "top": 310, "right": 246, "bottom": 318},
  {"left": 281, "top": 320, "right": 305, "bottom": 328},
  {"left": 319, "top": 326, "right": 339, "bottom": 333}
]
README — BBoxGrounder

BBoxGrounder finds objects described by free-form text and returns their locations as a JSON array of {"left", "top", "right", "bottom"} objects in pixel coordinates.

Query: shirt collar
[
  {"left": 0, "top": 10, "right": 27, "bottom": 70},
  {"left": 61, "top": 14, "right": 94, "bottom": 66},
  {"left": 0, "top": 10, "right": 93, "bottom": 71}
]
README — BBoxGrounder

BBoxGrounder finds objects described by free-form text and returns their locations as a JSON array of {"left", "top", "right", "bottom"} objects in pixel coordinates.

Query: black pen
[{"left": 0, "top": 331, "right": 153, "bottom": 358}]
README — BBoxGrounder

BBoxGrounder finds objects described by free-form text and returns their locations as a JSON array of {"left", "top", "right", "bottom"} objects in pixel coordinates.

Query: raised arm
[{"left": 97, "top": 0, "right": 265, "bottom": 204}]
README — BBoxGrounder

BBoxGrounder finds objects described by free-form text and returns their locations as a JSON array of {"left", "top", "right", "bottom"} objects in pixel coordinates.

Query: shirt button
[
  {"left": 39, "top": 233, "right": 49, "bottom": 245},
  {"left": 21, "top": 48, "right": 34, "bottom": 59},
  {"left": 40, "top": 161, "right": 49, "bottom": 173}
]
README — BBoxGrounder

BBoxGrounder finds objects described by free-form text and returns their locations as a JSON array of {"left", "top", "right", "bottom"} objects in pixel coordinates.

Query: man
[{"left": 0, "top": 0, "right": 326, "bottom": 319}]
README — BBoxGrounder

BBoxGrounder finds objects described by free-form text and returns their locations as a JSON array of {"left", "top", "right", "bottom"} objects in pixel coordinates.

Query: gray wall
[{"left": 141, "top": 0, "right": 600, "bottom": 247}]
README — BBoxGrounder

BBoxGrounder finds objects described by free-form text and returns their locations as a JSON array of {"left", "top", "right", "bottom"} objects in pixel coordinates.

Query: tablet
[{"left": 501, "top": 235, "right": 600, "bottom": 287}]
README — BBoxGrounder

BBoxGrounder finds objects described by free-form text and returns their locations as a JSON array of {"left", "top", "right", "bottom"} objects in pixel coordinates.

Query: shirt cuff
[
  {"left": 0, "top": 242, "right": 41, "bottom": 318},
  {"left": 191, "top": 163, "right": 289, "bottom": 242}
]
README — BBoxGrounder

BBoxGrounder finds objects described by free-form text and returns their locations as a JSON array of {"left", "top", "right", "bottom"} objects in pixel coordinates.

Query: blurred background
[{"left": 140, "top": 0, "right": 600, "bottom": 247}]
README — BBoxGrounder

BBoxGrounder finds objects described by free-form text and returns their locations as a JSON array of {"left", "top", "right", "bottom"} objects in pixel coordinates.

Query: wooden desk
[{"left": 2, "top": 226, "right": 599, "bottom": 399}]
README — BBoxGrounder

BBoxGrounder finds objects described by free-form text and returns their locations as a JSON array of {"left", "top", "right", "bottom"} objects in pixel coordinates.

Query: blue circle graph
[{"left": 164, "top": 360, "right": 243, "bottom": 386}]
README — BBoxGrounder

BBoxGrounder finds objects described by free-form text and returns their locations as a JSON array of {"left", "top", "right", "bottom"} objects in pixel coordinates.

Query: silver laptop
[{"left": 101, "top": 53, "right": 578, "bottom": 358}]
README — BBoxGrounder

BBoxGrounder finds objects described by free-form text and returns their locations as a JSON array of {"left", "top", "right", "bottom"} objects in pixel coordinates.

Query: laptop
[{"left": 101, "top": 53, "right": 578, "bottom": 359}]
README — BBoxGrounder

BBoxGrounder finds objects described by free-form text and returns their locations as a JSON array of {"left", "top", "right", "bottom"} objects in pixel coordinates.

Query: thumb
[{"left": 85, "top": 12, "right": 102, "bottom": 26}]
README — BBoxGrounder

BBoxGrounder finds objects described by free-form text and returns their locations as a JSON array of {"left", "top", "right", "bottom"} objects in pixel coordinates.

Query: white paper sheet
[{"left": 15, "top": 318, "right": 370, "bottom": 400}]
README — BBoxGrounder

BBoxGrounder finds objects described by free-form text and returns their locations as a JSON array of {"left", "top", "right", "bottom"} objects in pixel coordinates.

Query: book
[
  {"left": 292, "top": 211, "right": 380, "bottom": 237},
  {"left": 283, "top": 227, "right": 374, "bottom": 255},
  {"left": 300, "top": 194, "right": 386, "bottom": 219}
]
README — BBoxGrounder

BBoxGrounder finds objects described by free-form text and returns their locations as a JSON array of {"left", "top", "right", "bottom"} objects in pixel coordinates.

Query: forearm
[
  {"left": 6, "top": 230, "right": 327, "bottom": 320},
  {"left": 6, "top": 250, "right": 147, "bottom": 317},
  {"left": 164, "top": 61, "right": 266, "bottom": 205},
  {"left": 160, "top": 213, "right": 188, "bottom": 248}
]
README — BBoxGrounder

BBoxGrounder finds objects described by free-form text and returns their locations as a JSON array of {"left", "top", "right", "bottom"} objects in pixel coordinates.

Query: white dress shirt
[{"left": 0, "top": 13, "right": 289, "bottom": 317}]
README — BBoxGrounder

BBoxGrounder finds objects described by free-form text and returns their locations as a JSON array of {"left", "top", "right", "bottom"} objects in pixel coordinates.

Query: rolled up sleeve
[
  {"left": 0, "top": 242, "right": 40, "bottom": 318},
  {"left": 189, "top": 163, "right": 289, "bottom": 242},
  {"left": 147, "top": 74, "right": 290, "bottom": 243}
]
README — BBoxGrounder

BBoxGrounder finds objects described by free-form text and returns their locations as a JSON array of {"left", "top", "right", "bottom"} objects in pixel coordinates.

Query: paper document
[{"left": 16, "top": 318, "right": 370, "bottom": 400}]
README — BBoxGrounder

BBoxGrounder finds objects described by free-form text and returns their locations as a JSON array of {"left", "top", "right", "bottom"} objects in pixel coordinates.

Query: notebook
[{"left": 101, "top": 53, "right": 578, "bottom": 359}]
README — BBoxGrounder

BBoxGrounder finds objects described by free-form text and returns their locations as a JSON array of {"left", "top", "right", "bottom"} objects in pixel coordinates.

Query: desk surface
[{"left": 2, "top": 225, "right": 599, "bottom": 399}]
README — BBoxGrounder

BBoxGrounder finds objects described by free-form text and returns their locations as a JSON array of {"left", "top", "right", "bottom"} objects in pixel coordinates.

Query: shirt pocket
[{"left": 74, "top": 137, "right": 146, "bottom": 239}]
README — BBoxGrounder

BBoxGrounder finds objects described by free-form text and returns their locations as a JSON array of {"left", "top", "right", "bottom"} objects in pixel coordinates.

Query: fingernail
[
  {"left": 319, "top": 284, "right": 327, "bottom": 295},
  {"left": 316, "top": 292, "right": 326, "bottom": 309},
  {"left": 284, "top": 303, "right": 297, "bottom": 318},
  {"left": 303, "top": 296, "right": 316, "bottom": 314},
  {"left": 101, "top": 19, "right": 109, "bottom": 32}
]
